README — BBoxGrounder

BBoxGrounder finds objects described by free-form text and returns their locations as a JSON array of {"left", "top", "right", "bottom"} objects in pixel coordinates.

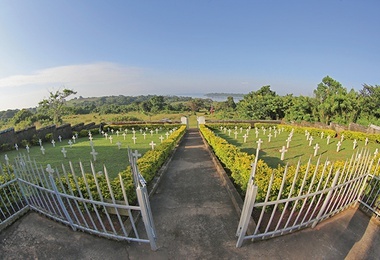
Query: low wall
[{"left": 0, "top": 122, "right": 99, "bottom": 150}]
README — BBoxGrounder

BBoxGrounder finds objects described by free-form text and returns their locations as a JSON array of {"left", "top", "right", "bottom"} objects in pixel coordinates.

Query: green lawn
[
  {"left": 2, "top": 128, "right": 175, "bottom": 179},
  {"left": 214, "top": 127, "right": 380, "bottom": 168}
]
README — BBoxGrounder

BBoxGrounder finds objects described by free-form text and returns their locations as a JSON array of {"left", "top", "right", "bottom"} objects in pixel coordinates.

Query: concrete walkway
[{"left": 1, "top": 129, "right": 379, "bottom": 259}]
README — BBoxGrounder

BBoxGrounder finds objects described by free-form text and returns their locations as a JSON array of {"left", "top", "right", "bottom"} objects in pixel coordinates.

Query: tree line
[{"left": 0, "top": 76, "right": 379, "bottom": 130}]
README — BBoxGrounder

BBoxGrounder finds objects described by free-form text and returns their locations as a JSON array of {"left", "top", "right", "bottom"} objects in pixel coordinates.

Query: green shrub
[{"left": 340, "top": 130, "right": 380, "bottom": 143}]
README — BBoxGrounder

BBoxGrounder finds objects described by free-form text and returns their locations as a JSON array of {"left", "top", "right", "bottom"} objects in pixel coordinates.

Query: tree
[
  {"left": 38, "top": 89, "right": 77, "bottom": 125},
  {"left": 314, "top": 76, "right": 346, "bottom": 124},
  {"left": 237, "top": 85, "right": 284, "bottom": 120}
]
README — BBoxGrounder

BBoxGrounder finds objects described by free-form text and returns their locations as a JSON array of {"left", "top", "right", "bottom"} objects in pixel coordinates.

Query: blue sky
[{"left": 0, "top": 0, "right": 379, "bottom": 110}]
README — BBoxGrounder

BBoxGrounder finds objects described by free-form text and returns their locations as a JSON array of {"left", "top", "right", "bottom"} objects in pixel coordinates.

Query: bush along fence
[
  {"left": 0, "top": 125, "right": 186, "bottom": 250},
  {"left": 199, "top": 124, "right": 380, "bottom": 247}
]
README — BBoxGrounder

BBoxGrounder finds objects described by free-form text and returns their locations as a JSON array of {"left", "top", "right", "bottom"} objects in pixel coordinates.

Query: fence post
[
  {"left": 236, "top": 183, "right": 258, "bottom": 248},
  {"left": 312, "top": 170, "right": 340, "bottom": 228},
  {"left": 136, "top": 184, "right": 157, "bottom": 251},
  {"left": 48, "top": 174, "right": 76, "bottom": 231}
]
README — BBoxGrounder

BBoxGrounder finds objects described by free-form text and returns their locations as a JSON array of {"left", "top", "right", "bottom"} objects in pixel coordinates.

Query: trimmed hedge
[{"left": 340, "top": 130, "right": 380, "bottom": 143}]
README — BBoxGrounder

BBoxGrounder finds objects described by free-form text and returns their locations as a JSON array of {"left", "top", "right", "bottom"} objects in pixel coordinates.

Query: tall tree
[{"left": 38, "top": 89, "right": 77, "bottom": 125}]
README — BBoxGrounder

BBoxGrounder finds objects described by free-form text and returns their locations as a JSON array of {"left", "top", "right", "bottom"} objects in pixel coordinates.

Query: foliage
[
  {"left": 38, "top": 89, "right": 77, "bottom": 125},
  {"left": 340, "top": 130, "right": 380, "bottom": 143}
]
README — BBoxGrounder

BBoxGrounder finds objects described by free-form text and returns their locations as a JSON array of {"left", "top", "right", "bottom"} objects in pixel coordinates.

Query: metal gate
[
  {"left": 2, "top": 151, "right": 157, "bottom": 250},
  {"left": 236, "top": 149, "right": 379, "bottom": 247}
]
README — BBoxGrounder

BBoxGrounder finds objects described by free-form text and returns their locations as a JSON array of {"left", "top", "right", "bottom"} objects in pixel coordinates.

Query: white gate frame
[{"left": 236, "top": 149, "right": 378, "bottom": 247}]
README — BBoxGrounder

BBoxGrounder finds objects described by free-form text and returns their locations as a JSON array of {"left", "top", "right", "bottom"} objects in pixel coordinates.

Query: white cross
[
  {"left": 150, "top": 141, "right": 156, "bottom": 150},
  {"left": 61, "top": 147, "right": 67, "bottom": 158},
  {"left": 308, "top": 136, "right": 314, "bottom": 146},
  {"left": 336, "top": 141, "right": 342, "bottom": 152},
  {"left": 104, "top": 133, "right": 108, "bottom": 139},
  {"left": 116, "top": 141, "right": 122, "bottom": 150},
  {"left": 255, "top": 130, "right": 259, "bottom": 138},
  {"left": 243, "top": 134, "right": 248, "bottom": 143},
  {"left": 235, "top": 126, "right": 238, "bottom": 130},
  {"left": 313, "top": 143, "right": 320, "bottom": 156},
  {"left": 240, "top": 127, "right": 243, "bottom": 133},
  {"left": 234, "top": 131, "right": 238, "bottom": 139},
  {"left": 88, "top": 132, "right": 92, "bottom": 138},
  {"left": 38, "top": 139, "right": 42, "bottom": 147},
  {"left": 58, "top": 135, "right": 62, "bottom": 142},
  {"left": 72, "top": 136, "right": 76, "bottom": 143},
  {"left": 256, "top": 139, "right": 263, "bottom": 151},
  {"left": 132, "top": 150, "right": 141, "bottom": 159},
  {"left": 220, "top": 126, "right": 223, "bottom": 131},
  {"left": 14, "top": 144, "right": 18, "bottom": 151},
  {"left": 365, "top": 137, "right": 369, "bottom": 146},
  {"left": 122, "top": 132, "right": 126, "bottom": 140},
  {"left": 109, "top": 135, "right": 113, "bottom": 144},
  {"left": 340, "top": 134, "right": 344, "bottom": 142},
  {"left": 143, "top": 132, "right": 147, "bottom": 139},
  {"left": 279, "top": 146, "right": 288, "bottom": 160},
  {"left": 4, "top": 154, "right": 9, "bottom": 165},
  {"left": 111, "top": 129, "right": 114, "bottom": 134},
  {"left": 89, "top": 136, "right": 93, "bottom": 141},
  {"left": 116, "top": 130, "right": 119, "bottom": 136},
  {"left": 246, "top": 129, "right": 250, "bottom": 135},
  {"left": 132, "top": 130, "right": 136, "bottom": 135},
  {"left": 132, "top": 136, "right": 137, "bottom": 144},
  {"left": 286, "top": 137, "right": 291, "bottom": 149},
  {"left": 26, "top": 145, "right": 30, "bottom": 153},
  {"left": 68, "top": 140, "right": 73, "bottom": 148},
  {"left": 267, "top": 133, "right": 272, "bottom": 142},
  {"left": 269, "top": 127, "right": 272, "bottom": 132},
  {"left": 46, "top": 164, "right": 55, "bottom": 174},
  {"left": 263, "top": 128, "right": 266, "bottom": 135},
  {"left": 51, "top": 140, "right": 56, "bottom": 147},
  {"left": 155, "top": 128, "right": 159, "bottom": 134},
  {"left": 125, "top": 129, "right": 128, "bottom": 134},
  {"left": 40, "top": 146, "right": 45, "bottom": 155},
  {"left": 353, "top": 139, "right": 357, "bottom": 149},
  {"left": 140, "top": 129, "right": 143, "bottom": 133},
  {"left": 228, "top": 129, "right": 232, "bottom": 136},
  {"left": 274, "top": 130, "right": 278, "bottom": 138},
  {"left": 326, "top": 135, "right": 331, "bottom": 145},
  {"left": 306, "top": 132, "right": 310, "bottom": 141},
  {"left": 223, "top": 127, "right": 227, "bottom": 133},
  {"left": 150, "top": 130, "right": 154, "bottom": 136},
  {"left": 159, "top": 135, "right": 164, "bottom": 143},
  {"left": 321, "top": 132, "right": 324, "bottom": 139},
  {"left": 90, "top": 149, "right": 98, "bottom": 161},
  {"left": 165, "top": 132, "right": 170, "bottom": 139},
  {"left": 374, "top": 148, "right": 379, "bottom": 157}
]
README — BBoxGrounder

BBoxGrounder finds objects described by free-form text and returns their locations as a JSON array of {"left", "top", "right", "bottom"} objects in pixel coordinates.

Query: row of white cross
[
  {"left": 9, "top": 127, "right": 177, "bottom": 162},
  {"left": 219, "top": 126, "right": 378, "bottom": 161}
]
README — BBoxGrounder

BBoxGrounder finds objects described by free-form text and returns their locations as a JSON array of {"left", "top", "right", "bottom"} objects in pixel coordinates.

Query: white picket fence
[
  {"left": 0, "top": 150, "right": 157, "bottom": 250},
  {"left": 236, "top": 149, "right": 380, "bottom": 247}
]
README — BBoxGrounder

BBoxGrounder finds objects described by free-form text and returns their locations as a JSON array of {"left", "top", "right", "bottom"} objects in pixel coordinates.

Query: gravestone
[
  {"left": 14, "top": 144, "right": 18, "bottom": 151},
  {"left": 313, "top": 143, "right": 320, "bottom": 156},
  {"left": 149, "top": 141, "right": 156, "bottom": 150},
  {"left": 40, "top": 146, "right": 45, "bottom": 155}
]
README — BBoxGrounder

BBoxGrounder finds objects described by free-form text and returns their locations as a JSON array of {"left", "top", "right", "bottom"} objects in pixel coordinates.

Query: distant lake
[{"left": 177, "top": 93, "right": 244, "bottom": 102}]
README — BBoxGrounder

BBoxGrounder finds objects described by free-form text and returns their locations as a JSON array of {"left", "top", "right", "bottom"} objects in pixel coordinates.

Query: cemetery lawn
[
  {"left": 214, "top": 129, "right": 380, "bottom": 168},
  {"left": 1, "top": 130, "right": 171, "bottom": 179}
]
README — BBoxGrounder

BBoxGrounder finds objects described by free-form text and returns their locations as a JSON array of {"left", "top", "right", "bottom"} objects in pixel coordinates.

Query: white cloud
[{"left": 0, "top": 62, "right": 148, "bottom": 110}]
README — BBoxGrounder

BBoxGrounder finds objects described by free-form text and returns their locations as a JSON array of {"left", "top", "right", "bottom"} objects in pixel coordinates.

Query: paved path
[{"left": 1, "top": 128, "right": 379, "bottom": 259}]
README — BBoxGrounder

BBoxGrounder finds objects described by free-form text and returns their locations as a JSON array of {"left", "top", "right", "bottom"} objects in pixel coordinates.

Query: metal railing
[
  {"left": 236, "top": 149, "right": 379, "bottom": 247},
  {"left": 0, "top": 152, "right": 157, "bottom": 250}
]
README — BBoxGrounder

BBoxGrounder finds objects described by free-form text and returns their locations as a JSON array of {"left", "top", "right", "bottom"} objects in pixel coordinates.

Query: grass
[
  {"left": 1, "top": 128, "right": 176, "bottom": 179},
  {"left": 214, "top": 127, "right": 379, "bottom": 168}
]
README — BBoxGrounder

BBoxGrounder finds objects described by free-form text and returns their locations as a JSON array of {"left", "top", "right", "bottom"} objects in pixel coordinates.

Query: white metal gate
[
  {"left": 1, "top": 151, "right": 157, "bottom": 250},
  {"left": 236, "top": 149, "right": 379, "bottom": 247}
]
